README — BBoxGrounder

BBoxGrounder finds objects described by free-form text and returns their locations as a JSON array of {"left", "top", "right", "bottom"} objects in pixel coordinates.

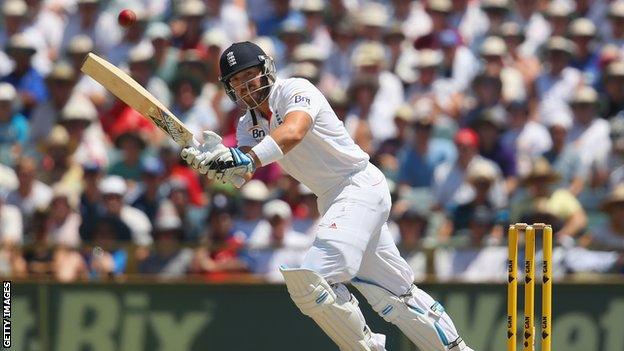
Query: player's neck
[{"left": 255, "top": 101, "right": 272, "bottom": 119}]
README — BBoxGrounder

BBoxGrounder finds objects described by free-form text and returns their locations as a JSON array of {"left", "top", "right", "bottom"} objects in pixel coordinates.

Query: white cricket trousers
[{"left": 301, "top": 163, "right": 415, "bottom": 296}]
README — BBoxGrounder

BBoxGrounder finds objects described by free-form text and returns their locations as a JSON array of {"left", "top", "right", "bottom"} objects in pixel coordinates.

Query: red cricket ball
[{"left": 118, "top": 9, "right": 137, "bottom": 27}]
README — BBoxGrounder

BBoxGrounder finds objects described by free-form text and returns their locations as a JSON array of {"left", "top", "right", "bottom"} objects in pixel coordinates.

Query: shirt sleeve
[
  {"left": 236, "top": 116, "right": 258, "bottom": 148},
  {"left": 280, "top": 79, "right": 322, "bottom": 121}
]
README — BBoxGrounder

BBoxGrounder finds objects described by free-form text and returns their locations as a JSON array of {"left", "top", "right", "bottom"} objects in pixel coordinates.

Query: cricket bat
[{"left": 81, "top": 52, "right": 245, "bottom": 187}]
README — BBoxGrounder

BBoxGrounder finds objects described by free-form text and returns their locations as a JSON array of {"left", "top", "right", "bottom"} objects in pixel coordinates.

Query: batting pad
[
  {"left": 352, "top": 280, "right": 471, "bottom": 351},
  {"left": 280, "top": 267, "right": 385, "bottom": 351}
]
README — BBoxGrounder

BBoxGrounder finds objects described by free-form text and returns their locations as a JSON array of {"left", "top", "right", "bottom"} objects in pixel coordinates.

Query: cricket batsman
[{"left": 181, "top": 41, "right": 474, "bottom": 351}]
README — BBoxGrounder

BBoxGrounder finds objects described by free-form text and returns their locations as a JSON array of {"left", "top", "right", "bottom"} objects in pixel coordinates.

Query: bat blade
[
  {"left": 79, "top": 53, "right": 248, "bottom": 187},
  {"left": 80, "top": 52, "right": 205, "bottom": 147}
]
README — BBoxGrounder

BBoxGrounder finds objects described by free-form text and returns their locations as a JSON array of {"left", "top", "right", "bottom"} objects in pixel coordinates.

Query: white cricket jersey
[{"left": 236, "top": 78, "right": 369, "bottom": 195}]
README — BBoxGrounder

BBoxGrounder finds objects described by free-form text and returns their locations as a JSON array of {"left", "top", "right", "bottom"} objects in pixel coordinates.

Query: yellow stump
[
  {"left": 507, "top": 225, "right": 519, "bottom": 351},
  {"left": 542, "top": 225, "right": 553, "bottom": 351},
  {"left": 524, "top": 226, "right": 535, "bottom": 351}
]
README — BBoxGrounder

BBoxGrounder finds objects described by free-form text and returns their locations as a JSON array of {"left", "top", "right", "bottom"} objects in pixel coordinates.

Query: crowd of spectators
[{"left": 1, "top": 0, "right": 624, "bottom": 283}]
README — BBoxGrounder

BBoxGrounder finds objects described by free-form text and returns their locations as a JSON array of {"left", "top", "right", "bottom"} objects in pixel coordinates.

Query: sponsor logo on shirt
[
  {"left": 248, "top": 126, "right": 266, "bottom": 140},
  {"left": 293, "top": 95, "right": 311, "bottom": 106}
]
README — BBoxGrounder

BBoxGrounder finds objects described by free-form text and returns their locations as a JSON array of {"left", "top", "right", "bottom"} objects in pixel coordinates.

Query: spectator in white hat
[
  {"left": 479, "top": 36, "right": 526, "bottom": 102},
  {"left": 448, "top": 159, "right": 506, "bottom": 240},
  {"left": 6, "top": 156, "right": 52, "bottom": 237},
  {"left": 407, "top": 49, "right": 461, "bottom": 120},
  {"left": 349, "top": 41, "right": 404, "bottom": 145},
  {"left": 324, "top": 22, "right": 357, "bottom": 89},
  {"left": 37, "top": 125, "right": 83, "bottom": 194},
  {"left": 357, "top": 2, "right": 390, "bottom": 42},
  {"left": 499, "top": 22, "right": 540, "bottom": 91},
  {"left": 478, "top": 0, "right": 511, "bottom": 42},
  {"left": 393, "top": 0, "right": 434, "bottom": 41},
  {"left": 415, "top": 0, "right": 453, "bottom": 50},
  {"left": 234, "top": 180, "right": 271, "bottom": 238},
  {"left": 448, "top": 0, "right": 487, "bottom": 44},
  {"left": 60, "top": 0, "right": 122, "bottom": 56},
  {"left": 147, "top": 22, "right": 179, "bottom": 84},
  {"left": 298, "top": 0, "right": 332, "bottom": 58},
  {"left": 2, "top": 33, "right": 48, "bottom": 117},
  {"left": 29, "top": 61, "right": 79, "bottom": 144},
  {"left": 138, "top": 207, "right": 194, "bottom": 279},
  {"left": 58, "top": 94, "right": 108, "bottom": 168},
  {"left": 544, "top": 0, "right": 574, "bottom": 38},
  {"left": 109, "top": 131, "right": 146, "bottom": 183},
  {"left": 438, "top": 29, "right": 481, "bottom": 93},
  {"left": 375, "top": 103, "right": 419, "bottom": 180},
  {"left": 96, "top": 176, "right": 153, "bottom": 256},
  {"left": 0, "top": 83, "right": 28, "bottom": 166},
  {"left": 567, "top": 86, "right": 612, "bottom": 191},
  {"left": 169, "top": 72, "right": 219, "bottom": 138},
  {"left": 284, "top": 43, "right": 328, "bottom": 87},
  {"left": 569, "top": 18, "right": 601, "bottom": 87},
  {"left": 47, "top": 184, "right": 81, "bottom": 248},
  {"left": 344, "top": 73, "right": 379, "bottom": 154},
  {"left": 64, "top": 35, "right": 107, "bottom": 107},
  {"left": 129, "top": 42, "right": 172, "bottom": 107},
  {"left": 201, "top": 0, "right": 252, "bottom": 44},
  {"left": 23, "top": 0, "right": 65, "bottom": 62},
  {"left": 244, "top": 199, "right": 312, "bottom": 282},
  {"left": 511, "top": 158, "right": 587, "bottom": 242},
  {"left": 509, "top": 0, "right": 549, "bottom": 57},
  {"left": 172, "top": 0, "right": 206, "bottom": 50},
  {"left": 542, "top": 111, "right": 588, "bottom": 196},
  {"left": 397, "top": 104, "right": 456, "bottom": 189},
  {"left": 203, "top": 28, "right": 229, "bottom": 76},
  {"left": 129, "top": 156, "right": 167, "bottom": 224},
  {"left": 501, "top": 100, "right": 552, "bottom": 177},
  {"left": 535, "top": 37, "right": 583, "bottom": 118},
  {"left": 1, "top": 0, "right": 51, "bottom": 74},
  {"left": 157, "top": 178, "right": 207, "bottom": 242}
]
